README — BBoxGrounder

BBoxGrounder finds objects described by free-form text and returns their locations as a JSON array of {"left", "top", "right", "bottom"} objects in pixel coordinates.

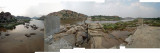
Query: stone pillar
[{"left": 44, "top": 16, "right": 60, "bottom": 51}]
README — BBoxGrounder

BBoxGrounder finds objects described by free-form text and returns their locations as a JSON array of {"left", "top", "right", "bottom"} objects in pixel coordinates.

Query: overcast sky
[{"left": 0, "top": 0, "right": 160, "bottom": 18}]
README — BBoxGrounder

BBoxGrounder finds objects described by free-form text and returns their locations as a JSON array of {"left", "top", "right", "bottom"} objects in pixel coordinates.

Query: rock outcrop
[
  {"left": 0, "top": 11, "right": 15, "bottom": 23},
  {"left": 40, "top": 10, "right": 88, "bottom": 20},
  {"left": 48, "top": 24, "right": 89, "bottom": 51},
  {"left": 48, "top": 10, "right": 87, "bottom": 19},
  {"left": 48, "top": 23, "right": 135, "bottom": 51}
]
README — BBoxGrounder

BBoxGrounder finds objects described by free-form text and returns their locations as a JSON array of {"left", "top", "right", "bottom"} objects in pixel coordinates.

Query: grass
[
  {"left": 91, "top": 15, "right": 122, "bottom": 21},
  {"left": 23, "top": 19, "right": 30, "bottom": 23},
  {"left": 0, "top": 22, "right": 22, "bottom": 28},
  {"left": 102, "top": 18, "right": 160, "bottom": 31},
  {"left": 144, "top": 19, "right": 160, "bottom": 26},
  {"left": 92, "top": 18, "right": 121, "bottom": 21},
  {"left": 0, "top": 19, "right": 30, "bottom": 29},
  {"left": 102, "top": 20, "right": 138, "bottom": 31}
]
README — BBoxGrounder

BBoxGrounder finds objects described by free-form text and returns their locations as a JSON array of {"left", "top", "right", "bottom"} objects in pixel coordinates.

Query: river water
[{"left": 0, "top": 19, "right": 44, "bottom": 53}]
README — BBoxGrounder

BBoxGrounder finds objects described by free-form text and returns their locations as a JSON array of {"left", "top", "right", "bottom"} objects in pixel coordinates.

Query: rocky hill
[
  {"left": 0, "top": 11, "right": 16, "bottom": 23},
  {"left": 40, "top": 10, "right": 88, "bottom": 20},
  {"left": 15, "top": 16, "right": 31, "bottom": 20},
  {"left": 0, "top": 11, "right": 31, "bottom": 29},
  {"left": 38, "top": 16, "right": 45, "bottom": 20}
]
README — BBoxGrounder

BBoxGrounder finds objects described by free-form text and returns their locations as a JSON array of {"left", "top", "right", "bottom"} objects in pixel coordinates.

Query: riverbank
[{"left": 0, "top": 19, "right": 30, "bottom": 29}]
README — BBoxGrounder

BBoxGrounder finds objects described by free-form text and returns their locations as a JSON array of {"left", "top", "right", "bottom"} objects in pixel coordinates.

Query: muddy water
[{"left": 0, "top": 19, "right": 44, "bottom": 53}]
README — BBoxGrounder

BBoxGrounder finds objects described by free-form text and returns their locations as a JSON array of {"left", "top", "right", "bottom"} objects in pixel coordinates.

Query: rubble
[
  {"left": 47, "top": 24, "right": 89, "bottom": 51},
  {"left": 48, "top": 23, "right": 135, "bottom": 51}
]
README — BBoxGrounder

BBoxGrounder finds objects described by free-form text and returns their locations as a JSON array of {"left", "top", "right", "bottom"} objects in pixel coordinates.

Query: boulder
[
  {"left": 53, "top": 33, "right": 66, "bottom": 41},
  {"left": 65, "top": 24, "right": 71, "bottom": 29},
  {"left": 60, "top": 27, "right": 67, "bottom": 33},
  {"left": 75, "top": 31, "right": 87, "bottom": 46},
  {"left": 88, "top": 23, "right": 101, "bottom": 29},
  {"left": 66, "top": 27, "right": 77, "bottom": 34},
  {"left": 75, "top": 26, "right": 85, "bottom": 31}
]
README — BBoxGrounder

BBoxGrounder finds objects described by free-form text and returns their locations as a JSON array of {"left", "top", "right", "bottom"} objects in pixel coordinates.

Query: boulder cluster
[
  {"left": 53, "top": 24, "right": 89, "bottom": 47},
  {"left": 0, "top": 11, "right": 15, "bottom": 23}
]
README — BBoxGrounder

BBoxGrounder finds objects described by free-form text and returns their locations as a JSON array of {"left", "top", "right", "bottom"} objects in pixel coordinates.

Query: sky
[{"left": 0, "top": 0, "right": 160, "bottom": 18}]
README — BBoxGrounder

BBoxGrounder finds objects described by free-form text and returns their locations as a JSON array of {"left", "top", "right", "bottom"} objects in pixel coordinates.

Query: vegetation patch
[
  {"left": 0, "top": 11, "right": 31, "bottom": 29},
  {"left": 102, "top": 19, "right": 138, "bottom": 31},
  {"left": 143, "top": 17, "right": 160, "bottom": 26},
  {"left": 91, "top": 15, "right": 122, "bottom": 21}
]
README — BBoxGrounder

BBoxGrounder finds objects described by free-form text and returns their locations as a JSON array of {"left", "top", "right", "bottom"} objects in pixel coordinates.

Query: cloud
[
  {"left": 0, "top": 8, "right": 2, "bottom": 12},
  {"left": 61, "top": 0, "right": 139, "bottom": 17},
  {"left": 61, "top": 0, "right": 160, "bottom": 18},
  {"left": 25, "top": 3, "right": 63, "bottom": 17},
  {"left": 0, "top": 0, "right": 159, "bottom": 18},
  {"left": 130, "top": 2, "right": 158, "bottom": 18}
]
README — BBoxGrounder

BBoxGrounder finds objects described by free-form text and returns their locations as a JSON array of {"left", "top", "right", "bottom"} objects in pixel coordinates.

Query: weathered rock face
[
  {"left": 48, "top": 24, "right": 89, "bottom": 51},
  {"left": 40, "top": 10, "right": 88, "bottom": 20},
  {"left": 66, "top": 27, "right": 77, "bottom": 34},
  {"left": 75, "top": 31, "right": 87, "bottom": 46},
  {"left": 49, "top": 33, "right": 75, "bottom": 52},
  {"left": 48, "top": 38, "right": 73, "bottom": 52}
]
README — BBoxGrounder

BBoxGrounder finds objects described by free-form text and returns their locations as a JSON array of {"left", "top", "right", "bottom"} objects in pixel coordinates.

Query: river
[{"left": 0, "top": 19, "right": 44, "bottom": 53}]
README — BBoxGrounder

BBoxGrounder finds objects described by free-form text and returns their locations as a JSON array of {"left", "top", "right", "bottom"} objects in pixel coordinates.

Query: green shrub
[{"left": 103, "top": 20, "right": 138, "bottom": 30}]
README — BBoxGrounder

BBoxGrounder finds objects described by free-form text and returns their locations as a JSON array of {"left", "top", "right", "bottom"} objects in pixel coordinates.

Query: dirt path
[{"left": 126, "top": 25, "right": 160, "bottom": 48}]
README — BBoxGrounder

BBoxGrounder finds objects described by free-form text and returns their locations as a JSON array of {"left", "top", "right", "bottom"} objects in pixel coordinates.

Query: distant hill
[
  {"left": 15, "top": 16, "right": 31, "bottom": 20},
  {"left": 91, "top": 15, "right": 122, "bottom": 21},
  {"left": 124, "top": 17, "right": 134, "bottom": 19},
  {"left": 32, "top": 16, "right": 39, "bottom": 19},
  {"left": 39, "top": 10, "right": 88, "bottom": 20}
]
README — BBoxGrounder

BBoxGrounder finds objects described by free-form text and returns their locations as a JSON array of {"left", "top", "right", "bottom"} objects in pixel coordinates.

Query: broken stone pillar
[{"left": 44, "top": 16, "right": 60, "bottom": 51}]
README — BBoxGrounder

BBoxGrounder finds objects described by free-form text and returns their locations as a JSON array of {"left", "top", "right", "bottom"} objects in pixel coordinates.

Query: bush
[
  {"left": 103, "top": 23, "right": 118, "bottom": 30},
  {"left": 144, "top": 18, "right": 160, "bottom": 26},
  {"left": 103, "top": 20, "right": 138, "bottom": 30}
]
